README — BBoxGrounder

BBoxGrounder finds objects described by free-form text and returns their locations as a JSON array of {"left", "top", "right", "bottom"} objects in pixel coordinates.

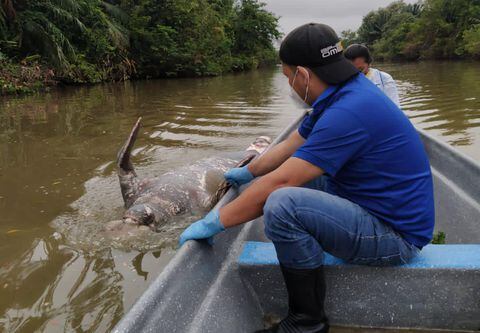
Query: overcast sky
[{"left": 262, "top": 0, "right": 417, "bottom": 35}]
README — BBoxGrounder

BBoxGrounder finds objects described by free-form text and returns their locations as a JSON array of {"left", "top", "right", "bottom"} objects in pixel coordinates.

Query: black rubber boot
[{"left": 256, "top": 265, "right": 329, "bottom": 333}]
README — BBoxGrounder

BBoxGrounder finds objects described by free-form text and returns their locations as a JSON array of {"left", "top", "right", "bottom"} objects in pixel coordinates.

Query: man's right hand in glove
[{"left": 224, "top": 165, "right": 254, "bottom": 187}]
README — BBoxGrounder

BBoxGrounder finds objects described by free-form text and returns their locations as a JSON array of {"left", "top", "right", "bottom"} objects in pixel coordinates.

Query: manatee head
[{"left": 123, "top": 204, "right": 156, "bottom": 229}]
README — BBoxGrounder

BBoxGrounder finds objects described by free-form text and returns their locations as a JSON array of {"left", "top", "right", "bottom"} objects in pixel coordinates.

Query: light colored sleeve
[{"left": 381, "top": 71, "right": 401, "bottom": 107}]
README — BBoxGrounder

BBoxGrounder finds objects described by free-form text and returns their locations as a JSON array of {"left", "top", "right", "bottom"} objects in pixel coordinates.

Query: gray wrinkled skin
[{"left": 114, "top": 117, "right": 271, "bottom": 232}]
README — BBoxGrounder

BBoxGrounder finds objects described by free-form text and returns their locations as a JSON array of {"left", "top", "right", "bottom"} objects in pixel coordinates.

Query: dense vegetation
[
  {"left": 0, "top": 0, "right": 280, "bottom": 94},
  {"left": 341, "top": 0, "right": 480, "bottom": 61}
]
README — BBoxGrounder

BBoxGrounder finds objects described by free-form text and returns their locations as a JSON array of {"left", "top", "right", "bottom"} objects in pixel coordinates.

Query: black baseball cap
[{"left": 279, "top": 23, "right": 359, "bottom": 85}]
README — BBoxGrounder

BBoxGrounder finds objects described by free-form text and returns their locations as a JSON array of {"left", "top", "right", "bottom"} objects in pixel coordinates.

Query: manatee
[{"left": 110, "top": 117, "right": 271, "bottom": 232}]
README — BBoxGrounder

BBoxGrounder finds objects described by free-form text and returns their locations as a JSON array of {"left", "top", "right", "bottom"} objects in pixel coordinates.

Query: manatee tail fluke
[
  {"left": 117, "top": 117, "right": 142, "bottom": 208},
  {"left": 117, "top": 117, "right": 142, "bottom": 175}
]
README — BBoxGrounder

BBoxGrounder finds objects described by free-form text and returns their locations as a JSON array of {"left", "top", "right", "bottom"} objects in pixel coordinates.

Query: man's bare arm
[
  {"left": 220, "top": 157, "right": 324, "bottom": 228},
  {"left": 248, "top": 130, "right": 305, "bottom": 177}
]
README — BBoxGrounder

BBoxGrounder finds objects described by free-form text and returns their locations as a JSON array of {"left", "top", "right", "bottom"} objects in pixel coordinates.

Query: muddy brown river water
[{"left": 0, "top": 62, "right": 479, "bottom": 332}]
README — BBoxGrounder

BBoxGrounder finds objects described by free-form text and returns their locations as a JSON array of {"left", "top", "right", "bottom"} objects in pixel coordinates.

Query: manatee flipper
[
  {"left": 207, "top": 154, "right": 256, "bottom": 209},
  {"left": 206, "top": 136, "right": 271, "bottom": 209},
  {"left": 117, "top": 117, "right": 142, "bottom": 208}
]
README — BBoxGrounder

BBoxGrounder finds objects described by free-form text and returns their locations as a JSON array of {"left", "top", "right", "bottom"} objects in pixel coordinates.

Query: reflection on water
[
  {"left": 0, "top": 237, "right": 175, "bottom": 332},
  {"left": 0, "top": 63, "right": 479, "bottom": 332},
  {"left": 1, "top": 238, "right": 122, "bottom": 332},
  {"left": 380, "top": 61, "right": 480, "bottom": 159}
]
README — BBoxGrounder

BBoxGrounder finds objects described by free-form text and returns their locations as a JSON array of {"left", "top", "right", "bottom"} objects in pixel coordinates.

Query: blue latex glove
[
  {"left": 178, "top": 210, "right": 225, "bottom": 247},
  {"left": 224, "top": 165, "right": 254, "bottom": 187}
]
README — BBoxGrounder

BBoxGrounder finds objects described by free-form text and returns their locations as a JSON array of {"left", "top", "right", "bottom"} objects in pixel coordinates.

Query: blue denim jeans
[{"left": 263, "top": 176, "right": 420, "bottom": 269}]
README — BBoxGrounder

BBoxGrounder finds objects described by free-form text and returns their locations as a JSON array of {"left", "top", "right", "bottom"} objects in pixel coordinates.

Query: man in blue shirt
[{"left": 179, "top": 23, "right": 435, "bottom": 333}]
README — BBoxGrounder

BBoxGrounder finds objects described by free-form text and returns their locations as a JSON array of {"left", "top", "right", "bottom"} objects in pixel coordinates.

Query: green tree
[
  {"left": 231, "top": 0, "right": 281, "bottom": 70},
  {"left": 122, "top": 0, "right": 279, "bottom": 77},
  {"left": 464, "top": 24, "right": 480, "bottom": 57},
  {"left": 122, "top": 0, "right": 234, "bottom": 77},
  {"left": 354, "top": 0, "right": 480, "bottom": 61},
  {"left": 409, "top": 0, "right": 480, "bottom": 59},
  {"left": 1, "top": 0, "right": 86, "bottom": 68},
  {"left": 0, "top": 0, "right": 131, "bottom": 79},
  {"left": 356, "top": 1, "right": 421, "bottom": 59},
  {"left": 340, "top": 29, "right": 359, "bottom": 48}
]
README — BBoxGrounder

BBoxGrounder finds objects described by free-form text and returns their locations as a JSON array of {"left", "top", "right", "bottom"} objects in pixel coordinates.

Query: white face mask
[{"left": 289, "top": 68, "right": 310, "bottom": 109}]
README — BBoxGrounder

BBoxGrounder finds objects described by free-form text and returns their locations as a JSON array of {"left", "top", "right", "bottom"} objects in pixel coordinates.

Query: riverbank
[
  {"left": 0, "top": 57, "right": 277, "bottom": 96},
  {"left": 0, "top": 58, "right": 56, "bottom": 95},
  {"left": 0, "top": 0, "right": 281, "bottom": 97}
]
